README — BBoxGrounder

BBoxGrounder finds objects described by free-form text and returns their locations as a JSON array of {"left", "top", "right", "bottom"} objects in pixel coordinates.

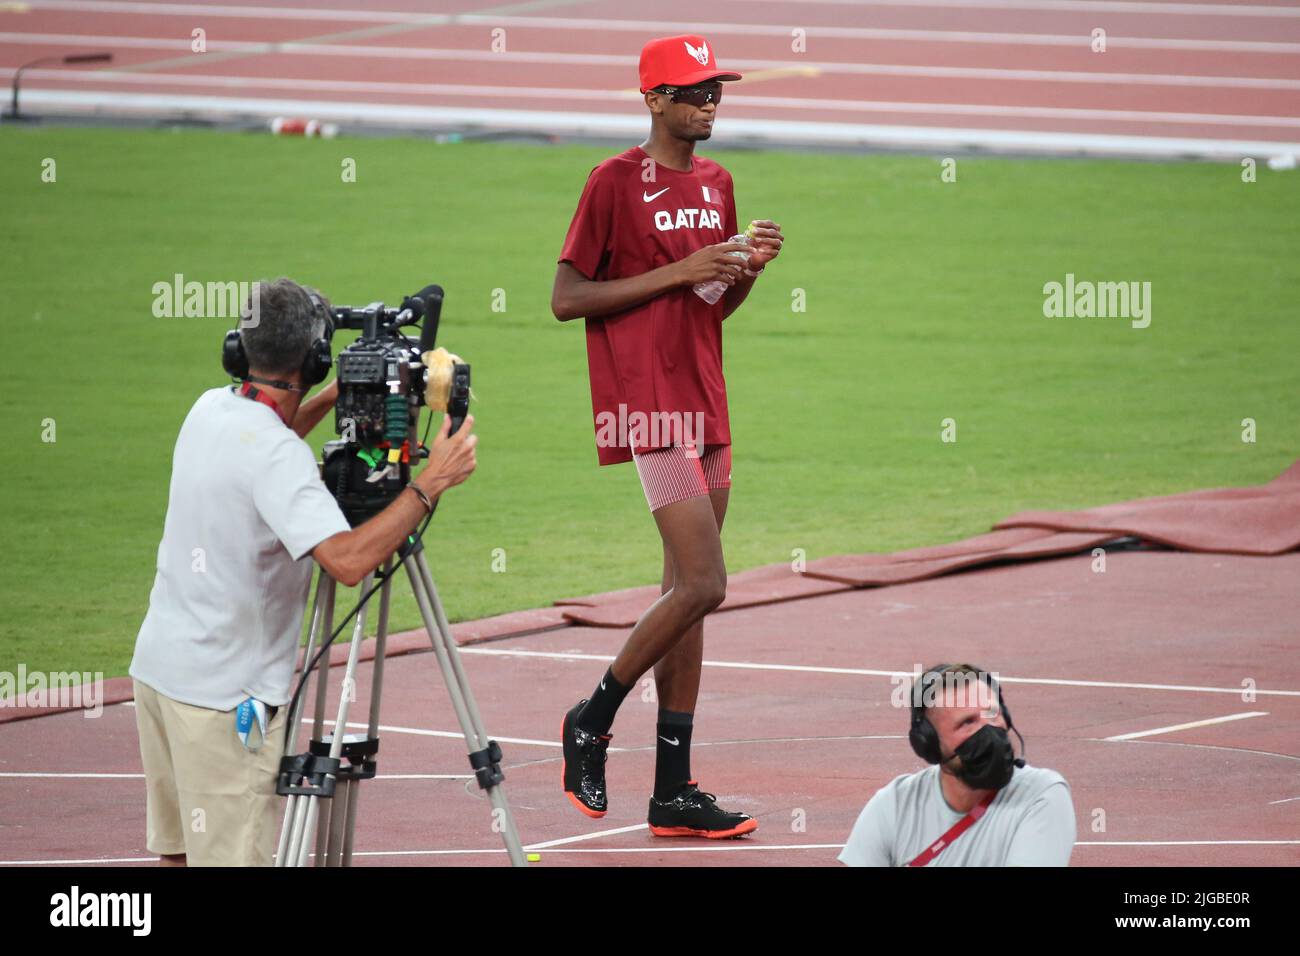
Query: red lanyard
[
  {"left": 237, "top": 382, "right": 291, "bottom": 427},
  {"left": 906, "top": 790, "right": 997, "bottom": 867}
]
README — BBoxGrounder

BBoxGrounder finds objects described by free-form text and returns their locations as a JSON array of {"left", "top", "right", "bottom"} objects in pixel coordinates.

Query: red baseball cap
[{"left": 638, "top": 35, "right": 742, "bottom": 94}]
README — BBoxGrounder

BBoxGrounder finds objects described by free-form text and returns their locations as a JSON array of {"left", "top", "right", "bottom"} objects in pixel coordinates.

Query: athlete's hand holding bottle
[{"left": 679, "top": 220, "right": 785, "bottom": 304}]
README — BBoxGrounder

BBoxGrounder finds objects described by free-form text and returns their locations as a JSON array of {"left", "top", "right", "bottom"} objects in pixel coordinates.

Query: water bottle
[{"left": 693, "top": 234, "right": 752, "bottom": 305}]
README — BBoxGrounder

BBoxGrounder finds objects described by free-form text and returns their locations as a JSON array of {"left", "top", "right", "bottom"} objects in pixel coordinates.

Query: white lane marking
[
  {"left": 17, "top": 4, "right": 1300, "bottom": 50},
  {"left": 303, "top": 719, "right": 568, "bottom": 750},
  {"left": 524, "top": 823, "right": 649, "bottom": 850},
  {"left": 0, "top": 770, "right": 471, "bottom": 780},
  {"left": 6, "top": 34, "right": 1299, "bottom": 91},
  {"left": 18, "top": 90, "right": 1300, "bottom": 161},
  {"left": 1267, "top": 796, "right": 1300, "bottom": 805},
  {"left": 461, "top": 648, "right": 1300, "bottom": 698},
  {"left": 9, "top": 69, "right": 1300, "bottom": 129},
  {"left": 1103, "top": 711, "right": 1270, "bottom": 741},
  {"left": 0, "top": 772, "right": 144, "bottom": 779},
  {"left": 1073, "top": 840, "right": 1300, "bottom": 847},
  {"left": 6, "top": 839, "right": 1298, "bottom": 864},
  {"left": 0, "top": 857, "right": 160, "bottom": 865},
  {"left": 726, "top": 0, "right": 1300, "bottom": 17}
]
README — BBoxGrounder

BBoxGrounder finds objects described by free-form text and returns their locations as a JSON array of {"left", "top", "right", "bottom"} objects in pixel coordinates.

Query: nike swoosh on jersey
[
  {"left": 658, "top": 735, "right": 680, "bottom": 746},
  {"left": 643, "top": 187, "right": 670, "bottom": 202}
]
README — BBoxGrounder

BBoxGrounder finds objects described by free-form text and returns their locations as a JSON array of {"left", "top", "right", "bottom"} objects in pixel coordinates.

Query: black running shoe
[
  {"left": 647, "top": 781, "right": 758, "bottom": 839},
  {"left": 561, "top": 699, "right": 611, "bottom": 818}
]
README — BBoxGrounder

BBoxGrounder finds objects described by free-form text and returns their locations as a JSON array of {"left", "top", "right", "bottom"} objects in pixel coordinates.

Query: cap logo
[{"left": 684, "top": 39, "right": 709, "bottom": 66}]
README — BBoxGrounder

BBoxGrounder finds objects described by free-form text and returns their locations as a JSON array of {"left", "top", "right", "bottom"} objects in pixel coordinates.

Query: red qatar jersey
[{"left": 558, "top": 145, "right": 738, "bottom": 466}]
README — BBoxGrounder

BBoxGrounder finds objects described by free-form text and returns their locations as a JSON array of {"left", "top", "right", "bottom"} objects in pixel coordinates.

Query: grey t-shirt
[
  {"left": 839, "top": 764, "right": 1076, "bottom": 867},
  {"left": 131, "top": 387, "right": 350, "bottom": 711}
]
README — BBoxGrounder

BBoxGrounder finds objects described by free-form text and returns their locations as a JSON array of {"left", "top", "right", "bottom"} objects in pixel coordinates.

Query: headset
[
  {"left": 221, "top": 288, "right": 334, "bottom": 391},
  {"left": 908, "top": 663, "right": 1017, "bottom": 765}
]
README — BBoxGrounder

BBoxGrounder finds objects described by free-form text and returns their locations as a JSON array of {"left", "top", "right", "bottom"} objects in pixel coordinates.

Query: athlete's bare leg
[
  {"left": 608, "top": 491, "right": 728, "bottom": 685},
  {"left": 653, "top": 488, "right": 729, "bottom": 712}
]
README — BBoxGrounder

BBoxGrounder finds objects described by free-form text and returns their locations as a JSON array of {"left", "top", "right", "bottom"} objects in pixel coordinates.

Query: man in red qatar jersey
[{"left": 551, "top": 34, "right": 784, "bottom": 838}]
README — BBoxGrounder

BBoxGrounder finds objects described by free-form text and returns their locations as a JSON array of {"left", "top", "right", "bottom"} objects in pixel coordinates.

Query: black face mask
[{"left": 949, "top": 724, "right": 1017, "bottom": 790}]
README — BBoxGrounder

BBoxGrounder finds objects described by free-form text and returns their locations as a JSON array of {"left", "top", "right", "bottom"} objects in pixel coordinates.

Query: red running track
[
  {"left": 1, "top": 0, "right": 1298, "bottom": 157},
  {"left": 2, "top": 548, "right": 1297, "bottom": 867}
]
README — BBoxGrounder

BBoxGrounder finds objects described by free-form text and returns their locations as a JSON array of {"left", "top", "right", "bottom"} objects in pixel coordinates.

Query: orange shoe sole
[
  {"left": 561, "top": 714, "right": 607, "bottom": 818},
  {"left": 648, "top": 818, "right": 759, "bottom": 840}
]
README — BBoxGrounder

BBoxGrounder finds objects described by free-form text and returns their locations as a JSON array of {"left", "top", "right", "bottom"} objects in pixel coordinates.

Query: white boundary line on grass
[
  {"left": 10, "top": 72, "right": 1300, "bottom": 129},
  {"left": 11, "top": 90, "right": 1300, "bottom": 162}
]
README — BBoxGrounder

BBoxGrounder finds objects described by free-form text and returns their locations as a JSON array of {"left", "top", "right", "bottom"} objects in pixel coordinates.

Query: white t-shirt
[
  {"left": 838, "top": 764, "right": 1076, "bottom": 867},
  {"left": 130, "top": 387, "right": 350, "bottom": 711}
]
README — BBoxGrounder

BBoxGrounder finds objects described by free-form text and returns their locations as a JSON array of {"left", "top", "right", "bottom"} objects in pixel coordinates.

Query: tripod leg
[
  {"left": 277, "top": 572, "right": 333, "bottom": 867},
  {"left": 296, "top": 572, "right": 375, "bottom": 867},
  {"left": 325, "top": 778, "right": 350, "bottom": 866},
  {"left": 339, "top": 558, "right": 393, "bottom": 867},
  {"left": 403, "top": 549, "right": 528, "bottom": 867}
]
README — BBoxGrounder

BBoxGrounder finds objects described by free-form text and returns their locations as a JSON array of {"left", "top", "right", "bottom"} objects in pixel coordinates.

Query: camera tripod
[{"left": 274, "top": 535, "right": 526, "bottom": 867}]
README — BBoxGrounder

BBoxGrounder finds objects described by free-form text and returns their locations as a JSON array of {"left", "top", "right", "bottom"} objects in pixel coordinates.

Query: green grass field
[{"left": 1, "top": 127, "right": 1296, "bottom": 679}]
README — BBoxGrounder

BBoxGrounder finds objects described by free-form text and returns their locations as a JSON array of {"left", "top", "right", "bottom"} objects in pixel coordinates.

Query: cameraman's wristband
[{"left": 408, "top": 484, "right": 434, "bottom": 515}]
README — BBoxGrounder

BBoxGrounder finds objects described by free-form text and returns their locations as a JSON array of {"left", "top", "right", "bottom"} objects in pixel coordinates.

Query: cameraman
[{"left": 129, "top": 277, "right": 477, "bottom": 867}]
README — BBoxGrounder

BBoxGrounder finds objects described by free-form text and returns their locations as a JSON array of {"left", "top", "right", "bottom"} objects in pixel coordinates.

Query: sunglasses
[{"left": 652, "top": 81, "right": 723, "bottom": 108}]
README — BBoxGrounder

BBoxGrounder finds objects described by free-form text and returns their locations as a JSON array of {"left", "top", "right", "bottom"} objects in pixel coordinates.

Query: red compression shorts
[{"left": 631, "top": 444, "right": 732, "bottom": 513}]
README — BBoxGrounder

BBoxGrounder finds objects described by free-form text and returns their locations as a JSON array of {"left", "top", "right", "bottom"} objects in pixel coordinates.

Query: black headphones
[
  {"left": 221, "top": 289, "right": 333, "bottom": 390},
  {"left": 908, "top": 663, "right": 1015, "bottom": 765}
]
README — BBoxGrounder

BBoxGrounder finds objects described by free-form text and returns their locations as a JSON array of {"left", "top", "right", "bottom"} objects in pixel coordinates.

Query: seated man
[{"left": 840, "top": 662, "right": 1075, "bottom": 867}]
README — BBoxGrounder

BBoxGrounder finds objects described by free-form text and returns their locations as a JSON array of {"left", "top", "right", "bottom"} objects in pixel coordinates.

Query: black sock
[
  {"left": 577, "top": 667, "right": 632, "bottom": 736},
  {"left": 654, "top": 708, "right": 695, "bottom": 800}
]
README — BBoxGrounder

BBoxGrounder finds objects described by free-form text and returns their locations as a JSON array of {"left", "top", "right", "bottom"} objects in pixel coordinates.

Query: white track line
[
  {"left": 731, "top": 0, "right": 1300, "bottom": 16},
  {"left": 0, "top": 856, "right": 160, "bottom": 865},
  {"left": 17, "top": 68, "right": 1300, "bottom": 129},
  {"left": 7, "top": 34, "right": 1299, "bottom": 91},
  {"left": 1268, "top": 796, "right": 1300, "bottom": 805},
  {"left": 525, "top": 823, "right": 649, "bottom": 850},
  {"left": 1103, "top": 711, "right": 1270, "bottom": 741},
  {"left": 17, "top": 69, "right": 1300, "bottom": 129},
  {"left": 304, "top": 718, "right": 566, "bottom": 750},
  {"left": 16, "top": 89, "right": 1300, "bottom": 161},
  {"left": 44, "top": 0, "right": 1300, "bottom": 20},
  {"left": 16, "top": 4, "right": 1300, "bottom": 51},
  {"left": 0, "top": 772, "right": 144, "bottom": 779},
  {"left": 5, "top": 839, "right": 1298, "bottom": 865},
  {"left": 1073, "top": 840, "right": 1300, "bottom": 847},
  {"left": 461, "top": 648, "right": 1300, "bottom": 698},
  {"left": 0, "top": 770, "right": 471, "bottom": 779}
]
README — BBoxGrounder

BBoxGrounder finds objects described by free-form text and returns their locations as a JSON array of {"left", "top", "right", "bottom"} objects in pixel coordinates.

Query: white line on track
[
  {"left": 460, "top": 648, "right": 1300, "bottom": 698},
  {"left": 1267, "top": 796, "right": 1300, "bottom": 805},
  {"left": 1102, "top": 711, "right": 1270, "bottom": 741},
  {"left": 17, "top": 4, "right": 1300, "bottom": 51},
  {"left": 726, "top": 0, "right": 1300, "bottom": 17},
  {"left": 0, "top": 770, "right": 471, "bottom": 779},
  {"left": 306, "top": 719, "right": 565, "bottom": 750},
  {"left": 1072, "top": 840, "right": 1300, "bottom": 847},
  {"left": 4, "top": 839, "right": 1297, "bottom": 865},
  {"left": 5, "top": 34, "right": 1299, "bottom": 91},
  {"left": 17, "top": 90, "right": 1300, "bottom": 160},
  {"left": 8, "top": 70, "right": 1299, "bottom": 131},
  {"left": 0, "top": 772, "right": 144, "bottom": 779},
  {"left": 524, "top": 823, "right": 649, "bottom": 850}
]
